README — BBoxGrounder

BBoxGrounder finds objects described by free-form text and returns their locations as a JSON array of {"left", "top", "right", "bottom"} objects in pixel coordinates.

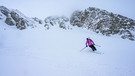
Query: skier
[{"left": 86, "top": 37, "right": 97, "bottom": 51}]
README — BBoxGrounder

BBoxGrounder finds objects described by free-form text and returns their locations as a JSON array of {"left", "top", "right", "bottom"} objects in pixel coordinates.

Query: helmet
[{"left": 86, "top": 37, "right": 90, "bottom": 40}]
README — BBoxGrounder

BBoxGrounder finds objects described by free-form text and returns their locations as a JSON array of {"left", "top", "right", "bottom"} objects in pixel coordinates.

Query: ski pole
[
  {"left": 95, "top": 44, "right": 101, "bottom": 47},
  {"left": 80, "top": 47, "right": 87, "bottom": 52}
]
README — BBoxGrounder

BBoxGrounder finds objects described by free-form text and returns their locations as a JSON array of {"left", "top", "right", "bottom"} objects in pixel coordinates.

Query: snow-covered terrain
[{"left": 0, "top": 20, "right": 135, "bottom": 76}]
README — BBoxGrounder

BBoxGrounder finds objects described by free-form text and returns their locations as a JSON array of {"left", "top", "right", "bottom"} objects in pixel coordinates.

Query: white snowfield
[{"left": 0, "top": 24, "right": 135, "bottom": 76}]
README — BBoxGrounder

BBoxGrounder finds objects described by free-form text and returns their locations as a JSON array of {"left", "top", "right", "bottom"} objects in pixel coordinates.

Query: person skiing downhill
[{"left": 86, "top": 37, "right": 97, "bottom": 51}]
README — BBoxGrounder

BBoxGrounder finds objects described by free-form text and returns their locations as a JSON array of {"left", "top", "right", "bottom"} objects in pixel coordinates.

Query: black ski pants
[{"left": 89, "top": 45, "right": 97, "bottom": 51}]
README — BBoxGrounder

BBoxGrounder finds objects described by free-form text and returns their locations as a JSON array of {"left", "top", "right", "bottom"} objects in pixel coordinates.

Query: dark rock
[{"left": 70, "top": 7, "right": 135, "bottom": 41}]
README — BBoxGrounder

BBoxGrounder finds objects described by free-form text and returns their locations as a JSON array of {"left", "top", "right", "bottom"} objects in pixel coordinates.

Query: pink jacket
[{"left": 86, "top": 39, "right": 94, "bottom": 46}]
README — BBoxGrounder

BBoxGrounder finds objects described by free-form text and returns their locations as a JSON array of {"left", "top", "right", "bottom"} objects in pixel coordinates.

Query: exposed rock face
[
  {"left": 0, "top": 6, "right": 35, "bottom": 30},
  {"left": 5, "top": 14, "right": 15, "bottom": 25},
  {"left": 32, "top": 17, "right": 43, "bottom": 24},
  {"left": 70, "top": 7, "right": 135, "bottom": 41},
  {"left": 44, "top": 16, "right": 70, "bottom": 30}
]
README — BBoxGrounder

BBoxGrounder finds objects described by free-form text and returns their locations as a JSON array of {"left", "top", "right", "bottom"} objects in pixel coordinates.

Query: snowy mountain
[
  {"left": 0, "top": 6, "right": 37, "bottom": 30},
  {"left": 44, "top": 16, "right": 72, "bottom": 30},
  {"left": 70, "top": 7, "right": 135, "bottom": 41},
  {"left": 0, "top": 6, "right": 135, "bottom": 76},
  {"left": 0, "top": 6, "right": 71, "bottom": 30},
  {"left": 1, "top": 6, "right": 135, "bottom": 41}
]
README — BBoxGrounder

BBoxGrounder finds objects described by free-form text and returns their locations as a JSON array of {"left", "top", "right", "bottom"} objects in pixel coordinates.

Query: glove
[{"left": 86, "top": 45, "right": 88, "bottom": 47}]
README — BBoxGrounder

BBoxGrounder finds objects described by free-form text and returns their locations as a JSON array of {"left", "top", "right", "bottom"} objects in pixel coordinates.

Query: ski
[{"left": 94, "top": 51, "right": 104, "bottom": 54}]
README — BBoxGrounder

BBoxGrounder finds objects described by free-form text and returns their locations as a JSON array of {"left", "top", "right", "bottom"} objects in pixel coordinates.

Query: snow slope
[{"left": 0, "top": 23, "right": 135, "bottom": 76}]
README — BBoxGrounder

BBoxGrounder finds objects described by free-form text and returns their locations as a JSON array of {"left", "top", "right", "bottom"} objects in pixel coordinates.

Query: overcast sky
[{"left": 0, "top": 0, "right": 135, "bottom": 20}]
